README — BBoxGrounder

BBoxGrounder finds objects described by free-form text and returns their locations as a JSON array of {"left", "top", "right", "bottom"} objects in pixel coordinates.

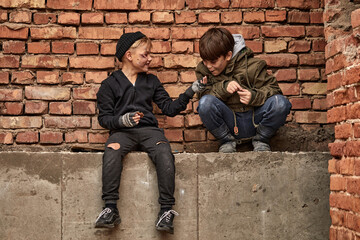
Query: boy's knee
[
  {"left": 198, "top": 95, "right": 216, "bottom": 113},
  {"left": 271, "top": 95, "right": 291, "bottom": 115}
]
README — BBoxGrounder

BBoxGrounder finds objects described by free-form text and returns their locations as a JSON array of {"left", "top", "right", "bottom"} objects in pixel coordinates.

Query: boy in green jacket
[{"left": 196, "top": 27, "right": 292, "bottom": 152}]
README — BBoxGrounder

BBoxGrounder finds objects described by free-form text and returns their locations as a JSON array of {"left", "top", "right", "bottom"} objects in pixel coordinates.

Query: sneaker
[
  {"left": 95, "top": 207, "right": 121, "bottom": 228},
  {"left": 155, "top": 209, "right": 179, "bottom": 234},
  {"left": 252, "top": 140, "right": 271, "bottom": 152},
  {"left": 219, "top": 141, "right": 236, "bottom": 153}
]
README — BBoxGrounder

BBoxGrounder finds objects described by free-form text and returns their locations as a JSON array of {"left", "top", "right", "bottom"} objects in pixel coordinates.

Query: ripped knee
[{"left": 107, "top": 142, "right": 120, "bottom": 150}]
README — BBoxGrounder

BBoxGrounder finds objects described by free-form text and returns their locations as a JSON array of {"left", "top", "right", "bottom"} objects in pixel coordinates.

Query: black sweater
[{"left": 97, "top": 70, "right": 192, "bottom": 131}]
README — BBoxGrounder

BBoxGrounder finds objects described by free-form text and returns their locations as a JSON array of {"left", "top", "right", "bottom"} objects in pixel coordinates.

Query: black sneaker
[
  {"left": 95, "top": 207, "right": 121, "bottom": 228},
  {"left": 155, "top": 209, "right": 179, "bottom": 234}
]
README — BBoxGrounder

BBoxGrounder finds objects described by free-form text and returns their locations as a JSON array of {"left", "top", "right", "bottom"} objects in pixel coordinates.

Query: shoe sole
[
  {"left": 95, "top": 218, "right": 121, "bottom": 228},
  {"left": 156, "top": 226, "right": 174, "bottom": 234}
]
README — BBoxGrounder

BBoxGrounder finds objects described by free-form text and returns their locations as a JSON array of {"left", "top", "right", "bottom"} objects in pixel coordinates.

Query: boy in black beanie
[{"left": 95, "top": 32, "right": 205, "bottom": 234}]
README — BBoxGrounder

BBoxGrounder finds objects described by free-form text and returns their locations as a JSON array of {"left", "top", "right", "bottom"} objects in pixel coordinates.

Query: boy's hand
[
  {"left": 226, "top": 81, "right": 242, "bottom": 94},
  {"left": 237, "top": 87, "right": 252, "bottom": 105},
  {"left": 119, "top": 112, "right": 141, "bottom": 127},
  {"left": 191, "top": 76, "right": 207, "bottom": 93}
]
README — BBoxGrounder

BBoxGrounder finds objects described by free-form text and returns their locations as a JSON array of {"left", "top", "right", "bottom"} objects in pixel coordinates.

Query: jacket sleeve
[
  {"left": 152, "top": 78, "right": 192, "bottom": 117},
  {"left": 96, "top": 81, "right": 121, "bottom": 130},
  {"left": 247, "top": 60, "right": 282, "bottom": 107}
]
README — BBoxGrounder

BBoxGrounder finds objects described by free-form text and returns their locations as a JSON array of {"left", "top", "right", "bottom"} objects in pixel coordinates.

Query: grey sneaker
[
  {"left": 252, "top": 140, "right": 271, "bottom": 152},
  {"left": 95, "top": 207, "right": 121, "bottom": 228},
  {"left": 155, "top": 209, "right": 179, "bottom": 234},
  {"left": 219, "top": 141, "right": 236, "bottom": 153}
]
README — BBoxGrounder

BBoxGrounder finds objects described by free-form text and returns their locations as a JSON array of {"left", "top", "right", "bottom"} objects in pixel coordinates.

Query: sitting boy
[
  {"left": 196, "top": 27, "right": 292, "bottom": 152},
  {"left": 95, "top": 31, "right": 204, "bottom": 234}
]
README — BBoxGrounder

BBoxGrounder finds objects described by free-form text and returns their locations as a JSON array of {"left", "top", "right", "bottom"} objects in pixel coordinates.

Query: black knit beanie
[{"left": 115, "top": 31, "right": 146, "bottom": 61}]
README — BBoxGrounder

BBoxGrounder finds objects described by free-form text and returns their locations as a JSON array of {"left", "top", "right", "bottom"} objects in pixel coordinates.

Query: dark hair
[{"left": 199, "top": 28, "right": 235, "bottom": 61}]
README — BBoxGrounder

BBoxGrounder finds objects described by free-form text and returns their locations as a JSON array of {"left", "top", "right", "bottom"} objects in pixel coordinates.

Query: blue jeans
[{"left": 197, "top": 94, "right": 292, "bottom": 142}]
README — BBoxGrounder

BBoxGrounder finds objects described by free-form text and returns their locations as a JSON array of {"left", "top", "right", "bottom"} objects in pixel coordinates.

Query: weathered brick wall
[
  {"left": 0, "top": 0, "right": 330, "bottom": 152},
  {"left": 326, "top": 0, "right": 360, "bottom": 238}
]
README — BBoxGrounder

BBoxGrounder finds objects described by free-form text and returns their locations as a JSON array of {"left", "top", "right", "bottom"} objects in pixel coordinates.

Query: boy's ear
[
  {"left": 124, "top": 50, "right": 132, "bottom": 62},
  {"left": 225, "top": 51, "right": 232, "bottom": 61}
]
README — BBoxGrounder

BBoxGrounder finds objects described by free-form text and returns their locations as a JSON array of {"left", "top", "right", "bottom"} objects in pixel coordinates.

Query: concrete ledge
[{"left": 0, "top": 152, "right": 331, "bottom": 240}]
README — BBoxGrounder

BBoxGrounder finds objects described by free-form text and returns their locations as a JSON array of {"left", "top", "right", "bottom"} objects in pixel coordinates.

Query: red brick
[
  {"left": 152, "top": 12, "right": 174, "bottom": 24},
  {"left": 62, "top": 72, "right": 84, "bottom": 85},
  {"left": 0, "top": 88, "right": 23, "bottom": 101},
  {"left": 126, "top": 27, "right": 170, "bottom": 40},
  {"left": 180, "top": 71, "right": 196, "bottom": 83},
  {"left": 25, "top": 101, "right": 48, "bottom": 114},
  {"left": 3, "top": 41, "right": 25, "bottom": 54},
  {"left": 335, "top": 123, "right": 352, "bottom": 139},
  {"left": 0, "top": 72, "right": 10, "bottom": 84},
  {"left": 69, "top": 56, "right": 114, "bottom": 69},
  {"left": 339, "top": 157, "right": 356, "bottom": 175},
  {"left": 40, "top": 131, "right": 63, "bottom": 144},
  {"left": 164, "top": 129, "right": 183, "bottom": 142},
  {"left": 334, "top": 89, "right": 351, "bottom": 106},
  {"left": 199, "top": 12, "right": 220, "bottom": 23},
  {"left": 157, "top": 71, "right": 178, "bottom": 84},
  {"left": 100, "top": 42, "right": 116, "bottom": 55},
  {"left": 164, "top": 85, "right": 188, "bottom": 98},
  {"left": 88, "top": 132, "right": 108, "bottom": 143},
  {"left": 231, "top": 0, "right": 275, "bottom": 8},
  {"left": 184, "top": 129, "right": 206, "bottom": 141},
  {"left": 25, "top": 86, "right": 70, "bottom": 100},
  {"left": 313, "top": 98, "right": 327, "bottom": 110},
  {"left": 65, "top": 130, "right": 88, "bottom": 143},
  {"left": 310, "top": 11, "right": 323, "bottom": 24},
  {"left": 355, "top": 158, "right": 360, "bottom": 176},
  {"left": 33, "top": 13, "right": 56, "bottom": 24},
  {"left": 76, "top": 42, "right": 99, "bottom": 55},
  {"left": 328, "top": 158, "right": 338, "bottom": 173},
  {"left": 105, "top": 13, "right": 127, "bottom": 24},
  {"left": 257, "top": 54, "right": 298, "bottom": 67},
  {"left": 345, "top": 141, "right": 360, "bottom": 157},
  {"left": 330, "top": 175, "right": 347, "bottom": 191},
  {"left": 0, "top": 132, "right": 13, "bottom": 144},
  {"left": 36, "top": 71, "right": 59, "bottom": 85},
  {"left": 47, "top": 0, "right": 92, "bottom": 10},
  {"left": 351, "top": 8, "right": 360, "bottom": 28},
  {"left": 299, "top": 53, "right": 325, "bottom": 66},
  {"left": 78, "top": 27, "right": 123, "bottom": 39},
  {"left": 0, "top": 102, "right": 23, "bottom": 115},
  {"left": 27, "top": 42, "right": 51, "bottom": 54},
  {"left": 164, "top": 55, "right": 201, "bottom": 68},
  {"left": 52, "top": 41, "right": 74, "bottom": 54},
  {"left": 151, "top": 41, "right": 171, "bottom": 53},
  {"left": 261, "top": 26, "right": 305, "bottom": 37},
  {"left": 245, "top": 41, "right": 263, "bottom": 53},
  {"left": 73, "top": 87, "right": 99, "bottom": 100},
  {"left": 306, "top": 26, "right": 324, "bottom": 37},
  {"left": 11, "top": 71, "right": 35, "bottom": 84},
  {"left": 0, "top": 116, "right": 42, "bottom": 129},
  {"left": 288, "top": 11, "right": 309, "bottom": 23},
  {"left": 325, "top": 37, "right": 343, "bottom": 59},
  {"left": 289, "top": 98, "right": 311, "bottom": 109},
  {"left": 16, "top": 131, "right": 39, "bottom": 144},
  {"left": 343, "top": 65, "right": 360, "bottom": 85},
  {"left": 327, "top": 72, "right": 343, "bottom": 91},
  {"left": 158, "top": 115, "right": 184, "bottom": 128},
  {"left": 221, "top": 11, "right": 242, "bottom": 24},
  {"left": 129, "top": 12, "right": 151, "bottom": 24},
  {"left": 149, "top": 56, "right": 163, "bottom": 68},
  {"left": 294, "top": 111, "right": 327, "bottom": 124},
  {"left": 185, "top": 114, "right": 203, "bottom": 127},
  {"left": 31, "top": 27, "right": 76, "bottom": 39},
  {"left": 265, "top": 10, "right": 286, "bottom": 22},
  {"left": 49, "top": 102, "right": 72, "bottom": 115},
  {"left": 326, "top": 54, "right": 347, "bottom": 74},
  {"left": 140, "top": 0, "right": 185, "bottom": 9},
  {"left": 187, "top": 0, "right": 229, "bottom": 9},
  {"left": 347, "top": 178, "right": 360, "bottom": 195},
  {"left": 330, "top": 209, "right": 345, "bottom": 226},
  {"left": 9, "top": 11, "right": 31, "bottom": 23},
  {"left": 278, "top": 83, "right": 300, "bottom": 95},
  {"left": 0, "top": 56, "right": 20, "bottom": 68},
  {"left": 175, "top": 11, "right": 196, "bottom": 24},
  {"left": 82, "top": 12, "right": 103, "bottom": 24},
  {"left": 264, "top": 40, "right": 287, "bottom": 53},
  {"left": 85, "top": 72, "right": 107, "bottom": 84},
  {"left": 329, "top": 142, "right": 345, "bottom": 158},
  {"left": 354, "top": 123, "right": 360, "bottom": 138},
  {"left": 274, "top": 69, "right": 297, "bottom": 82},
  {"left": 243, "top": 11, "right": 265, "bottom": 23},
  {"left": 171, "top": 27, "right": 210, "bottom": 40},
  {"left": 298, "top": 68, "right": 320, "bottom": 81},
  {"left": 92, "top": 117, "right": 105, "bottom": 130},
  {"left": 313, "top": 39, "right": 326, "bottom": 52},
  {"left": 327, "top": 106, "right": 346, "bottom": 123},
  {"left": 58, "top": 12, "right": 80, "bottom": 25},
  {"left": 0, "top": 26, "right": 28, "bottom": 39},
  {"left": 44, "top": 116, "right": 91, "bottom": 129},
  {"left": 22, "top": 55, "right": 68, "bottom": 69},
  {"left": 172, "top": 41, "right": 193, "bottom": 53},
  {"left": 277, "top": 0, "right": 320, "bottom": 9},
  {"left": 227, "top": 26, "right": 261, "bottom": 39},
  {"left": 346, "top": 102, "right": 360, "bottom": 120},
  {"left": 73, "top": 101, "right": 96, "bottom": 115},
  {"left": 288, "top": 40, "right": 311, "bottom": 53},
  {"left": 0, "top": 10, "right": 7, "bottom": 22}
]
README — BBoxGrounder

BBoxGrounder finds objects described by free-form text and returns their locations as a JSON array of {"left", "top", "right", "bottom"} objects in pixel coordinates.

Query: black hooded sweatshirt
[{"left": 96, "top": 70, "right": 191, "bottom": 132}]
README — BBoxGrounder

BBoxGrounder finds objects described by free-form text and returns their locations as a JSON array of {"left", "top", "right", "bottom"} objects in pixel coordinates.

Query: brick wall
[
  {"left": 325, "top": 0, "right": 360, "bottom": 238},
  {"left": 0, "top": 0, "right": 328, "bottom": 152}
]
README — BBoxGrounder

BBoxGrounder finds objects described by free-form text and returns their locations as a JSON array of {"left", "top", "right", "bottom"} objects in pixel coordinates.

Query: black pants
[{"left": 102, "top": 126, "right": 175, "bottom": 208}]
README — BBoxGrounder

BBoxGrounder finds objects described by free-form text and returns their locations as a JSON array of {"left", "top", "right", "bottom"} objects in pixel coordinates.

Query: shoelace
[
  {"left": 95, "top": 207, "right": 111, "bottom": 222},
  {"left": 156, "top": 210, "right": 179, "bottom": 227}
]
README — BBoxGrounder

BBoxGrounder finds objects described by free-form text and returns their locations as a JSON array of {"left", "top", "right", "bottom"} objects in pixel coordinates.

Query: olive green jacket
[{"left": 196, "top": 47, "right": 282, "bottom": 112}]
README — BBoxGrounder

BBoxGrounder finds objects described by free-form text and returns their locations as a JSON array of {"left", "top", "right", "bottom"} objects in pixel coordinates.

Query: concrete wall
[{"left": 0, "top": 152, "right": 330, "bottom": 240}]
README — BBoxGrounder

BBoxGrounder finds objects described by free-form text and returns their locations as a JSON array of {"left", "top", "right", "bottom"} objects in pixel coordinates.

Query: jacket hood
[{"left": 232, "top": 34, "right": 246, "bottom": 59}]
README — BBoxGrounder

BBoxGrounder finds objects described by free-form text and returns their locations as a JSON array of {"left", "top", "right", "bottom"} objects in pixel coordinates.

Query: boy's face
[
  {"left": 129, "top": 42, "right": 152, "bottom": 73},
  {"left": 203, "top": 51, "right": 232, "bottom": 76}
]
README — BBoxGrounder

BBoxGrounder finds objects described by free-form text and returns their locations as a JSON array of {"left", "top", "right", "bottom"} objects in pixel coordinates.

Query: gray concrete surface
[{"left": 0, "top": 151, "right": 331, "bottom": 240}]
